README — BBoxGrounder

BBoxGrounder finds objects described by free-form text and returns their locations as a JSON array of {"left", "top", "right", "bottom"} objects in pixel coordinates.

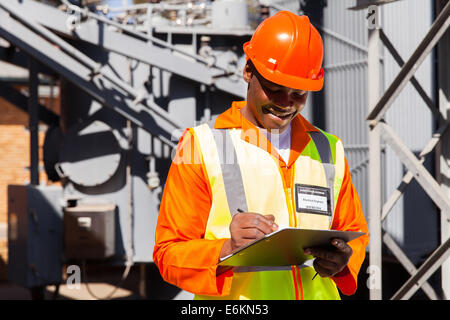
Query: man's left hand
[{"left": 304, "top": 238, "right": 353, "bottom": 278}]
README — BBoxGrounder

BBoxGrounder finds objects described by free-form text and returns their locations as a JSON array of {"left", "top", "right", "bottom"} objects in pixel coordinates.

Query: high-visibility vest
[{"left": 191, "top": 121, "right": 346, "bottom": 300}]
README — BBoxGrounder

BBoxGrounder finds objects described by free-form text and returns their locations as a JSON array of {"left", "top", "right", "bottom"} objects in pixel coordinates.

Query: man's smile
[{"left": 261, "top": 105, "right": 296, "bottom": 120}]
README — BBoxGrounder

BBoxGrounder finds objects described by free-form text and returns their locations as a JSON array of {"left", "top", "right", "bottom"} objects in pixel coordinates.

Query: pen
[
  {"left": 312, "top": 272, "right": 318, "bottom": 280},
  {"left": 237, "top": 208, "right": 244, "bottom": 213}
]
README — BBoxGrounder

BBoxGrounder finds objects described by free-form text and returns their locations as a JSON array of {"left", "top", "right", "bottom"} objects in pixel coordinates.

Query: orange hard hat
[{"left": 243, "top": 11, "right": 324, "bottom": 91}]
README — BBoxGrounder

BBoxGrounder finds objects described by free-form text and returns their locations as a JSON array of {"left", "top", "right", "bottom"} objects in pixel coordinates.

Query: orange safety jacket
[{"left": 153, "top": 101, "right": 369, "bottom": 299}]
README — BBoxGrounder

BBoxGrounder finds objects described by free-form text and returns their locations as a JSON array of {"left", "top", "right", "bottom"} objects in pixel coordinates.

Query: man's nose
[{"left": 271, "top": 91, "right": 293, "bottom": 108}]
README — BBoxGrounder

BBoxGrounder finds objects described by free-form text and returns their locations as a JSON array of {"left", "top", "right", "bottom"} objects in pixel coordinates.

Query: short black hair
[{"left": 246, "top": 59, "right": 257, "bottom": 75}]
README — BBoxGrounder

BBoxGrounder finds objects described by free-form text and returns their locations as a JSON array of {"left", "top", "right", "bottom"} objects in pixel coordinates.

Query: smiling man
[{"left": 153, "top": 11, "right": 369, "bottom": 300}]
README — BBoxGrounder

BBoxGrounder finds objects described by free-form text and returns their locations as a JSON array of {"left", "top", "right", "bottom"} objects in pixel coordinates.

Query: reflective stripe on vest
[
  {"left": 208, "top": 120, "right": 248, "bottom": 215},
  {"left": 309, "top": 130, "right": 336, "bottom": 227},
  {"left": 191, "top": 123, "right": 345, "bottom": 300}
]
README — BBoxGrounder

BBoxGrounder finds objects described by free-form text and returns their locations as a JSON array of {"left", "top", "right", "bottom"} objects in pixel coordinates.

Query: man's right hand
[{"left": 219, "top": 211, "right": 278, "bottom": 259}]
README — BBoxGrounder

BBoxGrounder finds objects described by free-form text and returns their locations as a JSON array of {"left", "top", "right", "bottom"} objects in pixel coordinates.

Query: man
[{"left": 153, "top": 11, "right": 369, "bottom": 300}]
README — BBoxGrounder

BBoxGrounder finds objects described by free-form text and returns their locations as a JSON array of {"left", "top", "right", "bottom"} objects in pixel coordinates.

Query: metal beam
[
  {"left": 383, "top": 232, "right": 439, "bottom": 300},
  {"left": 381, "top": 132, "right": 446, "bottom": 299},
  {"left": 364, "top": 0, "right": 450, "bottom": 301},
  {"left": 0, "top": 7, "right": 180, "bottom": 147},
  {"left": 28, "top": 57, "right": 39, "bottom": 186},
  {"left": 379, "top": 29, "right": 446, "bottom": 125},
  {"left": 10, "top": 0, "right": 247, "bottom": 98},
  {"left": 367, "top": 1, "right": 450, "bottom": 122},
  {"left": 391, "top": 236, "right": 450, "bottom": 300},
  {"left": 1, "top": 2, "right": 151, "bottom": 102},
  {"left": 0, "top": 46, "right": 56, "bottom": 77},
  {"left": 0, "top": 80, "right": 59, "bottom": 126},
  {"left": 368, "top": 27, "right": 383, "bottom": 300},
  {"left": 381, "top": 123, "right": 450, "bottom": 221},
  {"left": 436, "top": 0, "right": 450, "bottom": 299},
  {"left": 379, "top": 122, "right": 450, "bottom": 216}
]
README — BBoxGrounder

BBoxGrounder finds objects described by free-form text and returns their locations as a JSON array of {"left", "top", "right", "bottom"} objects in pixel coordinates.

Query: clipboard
[{"left": 218, "top": 227, "right": 365, "bottom": 267}]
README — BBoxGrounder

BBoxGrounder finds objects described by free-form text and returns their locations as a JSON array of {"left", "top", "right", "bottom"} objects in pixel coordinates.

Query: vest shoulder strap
[
  {"left": 308, "top": 129, "right": 336, "bottom": 225},
  {"left": 206, "top": 122, "right": 248, "bottom": 216},
  {"left": 309, "top": 130, "right": 333, "bottom": 164}
]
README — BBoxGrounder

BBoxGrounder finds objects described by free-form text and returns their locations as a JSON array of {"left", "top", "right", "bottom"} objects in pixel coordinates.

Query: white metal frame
[{"left": 366, "top": 1, "right": 450, "bottom": 300}]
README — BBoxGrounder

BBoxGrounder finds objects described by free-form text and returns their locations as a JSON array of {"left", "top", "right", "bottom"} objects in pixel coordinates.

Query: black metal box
[
  {"left": 8, "top": 185, "right": 63, "bottom": 288},
  {"left": 63, "top": 204, "right": 116, "bottom": 260}
]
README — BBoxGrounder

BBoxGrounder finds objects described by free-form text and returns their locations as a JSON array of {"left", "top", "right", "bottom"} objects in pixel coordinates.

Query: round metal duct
[{"left": 57, "top": 120, "right": 122, "bottom": 187}]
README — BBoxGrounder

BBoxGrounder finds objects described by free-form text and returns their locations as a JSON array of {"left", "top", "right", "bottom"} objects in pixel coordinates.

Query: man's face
[{"left": 242, "top": 62, "right": 309, "bottom": 133}]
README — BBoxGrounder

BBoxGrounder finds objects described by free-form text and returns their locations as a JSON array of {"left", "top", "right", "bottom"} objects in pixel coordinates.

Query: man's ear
[{"left": 243, "top": 60, "right": 253, "bottom": 83}]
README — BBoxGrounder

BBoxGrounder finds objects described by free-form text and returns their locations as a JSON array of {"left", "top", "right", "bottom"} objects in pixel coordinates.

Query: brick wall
[
  {"left": 0, "top": 91, "right": 60, "bottom": 224},
  {"left": 0, "top": 88, "right": 60, "bottom": 278}
]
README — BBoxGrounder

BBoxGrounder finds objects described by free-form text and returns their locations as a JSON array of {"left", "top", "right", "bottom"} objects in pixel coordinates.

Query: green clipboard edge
[{"left": 218, "top": 227, "right": 365, "bottom": 267}]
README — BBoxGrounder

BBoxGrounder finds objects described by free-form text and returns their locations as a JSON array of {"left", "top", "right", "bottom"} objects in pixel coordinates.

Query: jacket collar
[{"left": 213, "top": 101, "right": 319, "bottom": 167}]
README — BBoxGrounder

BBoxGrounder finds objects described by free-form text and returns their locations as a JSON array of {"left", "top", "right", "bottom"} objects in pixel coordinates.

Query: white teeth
[
  {"left": 263, "top": 106, "right": 293, "bottom": 118},
  {"left": 271, "top": 111, "right": 291, "bottom": 118}
]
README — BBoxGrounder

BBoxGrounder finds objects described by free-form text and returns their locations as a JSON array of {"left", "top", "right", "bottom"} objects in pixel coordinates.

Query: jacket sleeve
[
  {"left": 153, "top": 129, "right": 233, "bottom": 296},
  {"left": 330, "top": 157, "right": 369, "bottom": 296}
]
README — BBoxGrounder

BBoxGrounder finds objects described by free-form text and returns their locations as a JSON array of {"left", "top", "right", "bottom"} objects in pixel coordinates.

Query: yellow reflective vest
[{"left": 191, "top": 120, "right": 346, "bottom": 300}]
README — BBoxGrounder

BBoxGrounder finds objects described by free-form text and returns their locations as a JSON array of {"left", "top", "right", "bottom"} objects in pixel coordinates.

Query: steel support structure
[
  {"left": 366, "top": 1, "right": 450, "bottom": 300},
  {"left": 6, "top": 0, "right": 247, "bottom": 98},
  {"left": 368, "top": 25, "right": 382, "bottom": 300},
  {"left": 0, "top": 4, "right": 182, "bottom": 147},
  {"left": 28, "top": 56, "right": 39, "bottom": 186},
  {"left": 436, "top": 0, "right": 450, "bottom": 301},
  {"left": 0, "top": 79, "right": 59, "bottom": 126},
  {"left": 0, "top": 46, "right": 56, "bottom": 78}
]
